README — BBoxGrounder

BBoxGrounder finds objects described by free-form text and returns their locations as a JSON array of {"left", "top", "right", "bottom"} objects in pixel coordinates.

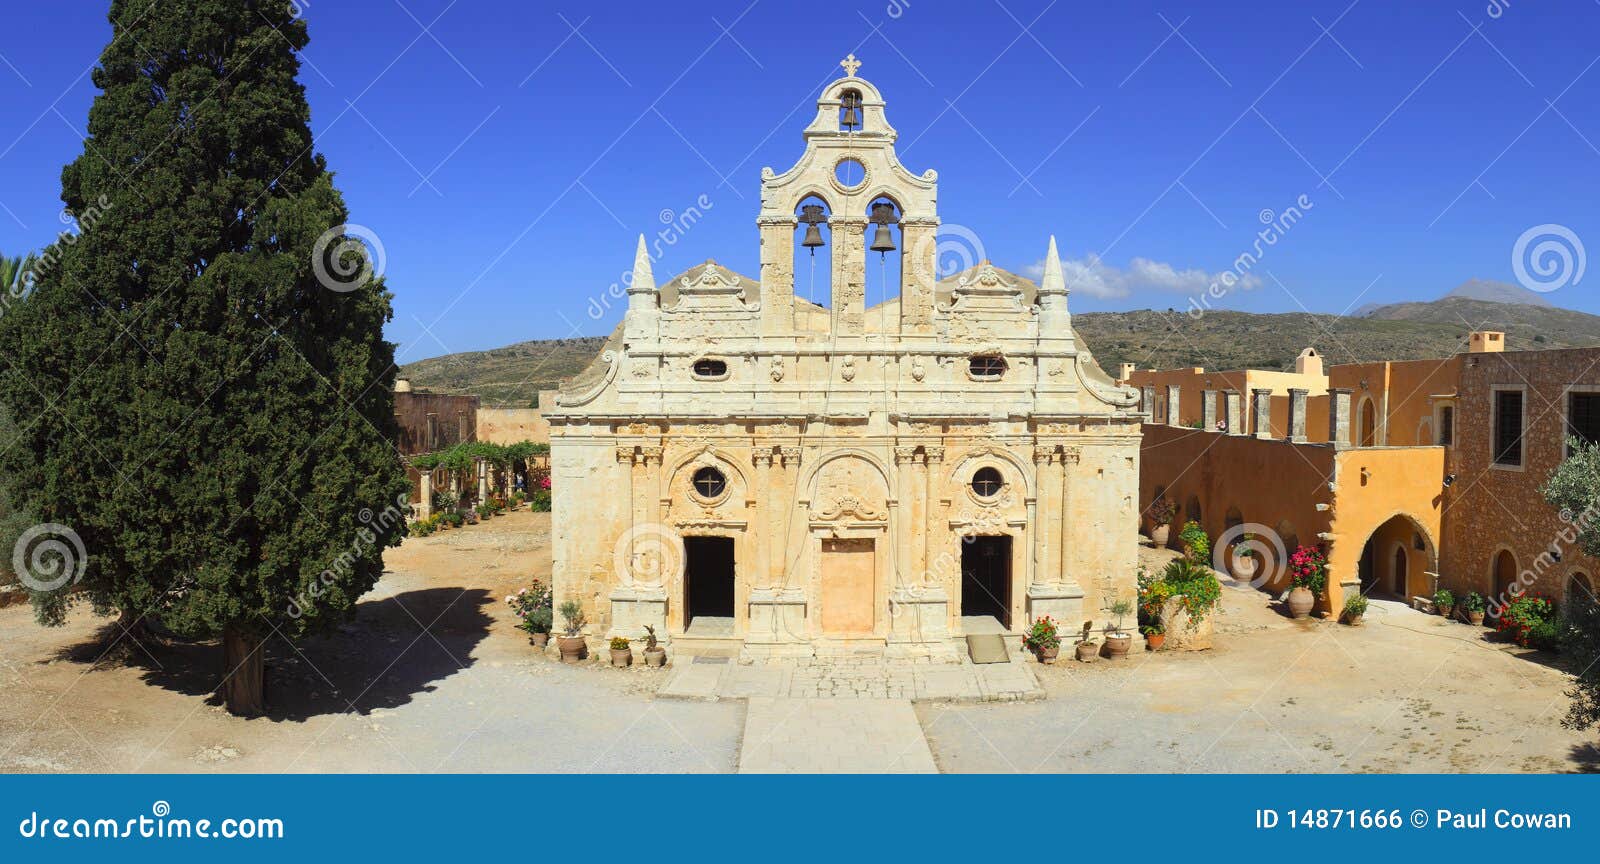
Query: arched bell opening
[
  {"left": 862, "top": 196, "right": 903, "bottom": 332},
  {"left": 793, "top": 196, "right": 833, "bottom": 311},
  {"left": 838, "top": 89, "right": 864, "bottom": 132}
]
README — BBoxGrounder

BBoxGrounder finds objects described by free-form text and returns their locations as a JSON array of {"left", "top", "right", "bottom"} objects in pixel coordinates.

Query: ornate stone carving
[
  {"left": 924, "top": 445, "right": 945, "bottom": 463},
  {"left": 840, "top": 356, "right": 856, "bottom": 382},
  {"left": 615, "top": 446, "right": 636, "bottom": 464},
  {"left": 911, "top": 358, "right": 926, "bottom": 382},
  {"left": 638, "top": 445, "right": 663, "bottom": 465},
  {"left": 779, "top": 446, "right": 802, "bottom": 467},
  {"left": 1033, "top": 444, "right": 1056, "bottom": 464},
  {"left": 770, "top": 355, "right": 785, "bottom": 382},
  {"left": 817, "top": 494, "right": 885, "bottom": 522},
  {"left": 894, "top": 445, "right": 919, "bottom": 464}
]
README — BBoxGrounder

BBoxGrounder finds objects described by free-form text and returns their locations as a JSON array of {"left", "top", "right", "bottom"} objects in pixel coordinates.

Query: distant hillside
[
  {"left": 401, "top": 298, "right": 1600, "bottom": 404},
  {"left": 399, "top": 336, "right": 606, "bottom": 407}
]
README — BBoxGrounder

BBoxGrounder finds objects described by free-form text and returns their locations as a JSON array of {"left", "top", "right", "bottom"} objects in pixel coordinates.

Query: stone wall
[
  {"left": 1441, "top": 347, "right": 1600, "bottom": 608},
  {"left": 476, "top": 407, "right": 548, "bottom": 445}
]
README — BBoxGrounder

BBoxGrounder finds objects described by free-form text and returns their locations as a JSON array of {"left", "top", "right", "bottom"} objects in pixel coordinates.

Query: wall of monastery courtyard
[{"left": 1441, "top": 347, "right": 1600, "bottom": 610}]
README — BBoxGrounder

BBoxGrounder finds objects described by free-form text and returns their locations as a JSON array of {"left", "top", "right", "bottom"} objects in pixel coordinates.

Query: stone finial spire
[
  {"left": 627, "top": 234, "right": 655, "bottom": 295},
  {"left": 1039, "top": 235, "right": 1067, "bottom": 297}
]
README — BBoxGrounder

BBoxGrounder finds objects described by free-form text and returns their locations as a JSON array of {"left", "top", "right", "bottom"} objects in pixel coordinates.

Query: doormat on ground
[{"left": 965, "top": 634, "right": 1008, "bottom": 664}]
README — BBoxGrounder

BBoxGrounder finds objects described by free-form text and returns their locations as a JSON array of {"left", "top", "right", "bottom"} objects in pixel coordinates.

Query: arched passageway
[{"left": 1358, "top": 514, "right": 1434, "bottom": 599}]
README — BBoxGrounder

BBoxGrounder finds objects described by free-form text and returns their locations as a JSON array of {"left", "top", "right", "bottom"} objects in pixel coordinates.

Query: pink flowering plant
[
  {"left": 1288, "top": 545, "right": 1328, "bottom": 596},
  {"left": 506, "top": 579, "right": 553, "bottom": 634}
]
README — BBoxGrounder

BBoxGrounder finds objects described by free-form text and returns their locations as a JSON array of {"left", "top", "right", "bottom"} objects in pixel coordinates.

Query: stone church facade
[{"left": 546, "top": 58, "right": 1144, "bottom": 658}]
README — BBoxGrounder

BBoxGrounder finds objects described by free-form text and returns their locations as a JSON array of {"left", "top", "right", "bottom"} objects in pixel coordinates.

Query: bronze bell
[
  {"left": 798, "top": 204, "right": 827, "bottom": 252},
  {"left": 869, "top": 202, "right": 897, "bottom": 253},
  {"left": 841, "top": 93, "right": 862, "bottom": 130}
]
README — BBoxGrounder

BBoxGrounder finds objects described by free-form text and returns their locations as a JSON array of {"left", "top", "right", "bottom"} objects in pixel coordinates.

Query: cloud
[{"left": 1025, "top": 255, "right": 1263, "bottom": 299}]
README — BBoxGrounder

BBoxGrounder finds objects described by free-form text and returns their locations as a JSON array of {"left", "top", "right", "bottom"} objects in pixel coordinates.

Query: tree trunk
[
  {"left": 103, "top": 608, "right": 149, "bottom": 663},
  {"left": 222, "top": 624, "right": 266, "bottom": 717}
]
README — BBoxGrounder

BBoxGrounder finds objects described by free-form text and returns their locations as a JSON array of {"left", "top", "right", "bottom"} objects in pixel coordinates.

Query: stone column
[
  {"left": 894, "top": 446, "right": 918, "bottom": 588},
  {"left": 640, "top": 445, "right": 664, "bottom": 538},
  {"left": 1201, "top": 390, "right": 1217, "bottom": 431},
  {"left": 417, "top": 472, "right": 432, "bottom": 521},
  {"left": 477, "top": 459, "right": 489, "bottom": 502},
  {"left": 778, "top": 446, "right": 802, "bottom": 586},
  {"left": 1287, "top": 388, "right": 1309, "bottom": 442},
  {"left": 1329, "top": 388, "right": 1353, "bottom": 449},
  {"left": 1252, "top": 388, "right": 1274, "bottom": 439},
  {"left": 924, "top": 446, "right": 945, "bottom": 593},
  {"left": 1059, "top": 447, "right": 1081, "bottom": 590},
  {"left": 753, "top": 450, "right": 775, "bottom": 589},
  {"left": 1224, "top": 391, "right": 1244, "bottom": 435},
  {"left": 757, "top": 217, "right": 796, "bottom": 335},
  {"left": 830, "top": 217, "right": 867, "bottom": 336},
  {"left": 1165, "top": 385, "right": 1182, "bottom": 427},
  {"left": 1032, "top": 445, "right": 1055, "bottom": 590},
  {"left": 899, "top": 218, "right": 938, "bottom": 335},
  {"left": 1141, "top": 386, "right": 1157, "bottom": 420},
  {"left": 912, "top": 449, "right": 929, "bottom": 582}
]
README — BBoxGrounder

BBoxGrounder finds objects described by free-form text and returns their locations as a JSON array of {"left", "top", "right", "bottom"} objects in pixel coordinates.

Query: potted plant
[
  {"left": 1022, "top": 616, "right": 1062, "bottom": 663},
  {"left": 1104, "top": 599, "right": 1135, "bottom": 659},
  {"left": 1147, "top": 498, "right": 1176, "bottom": 546},
  {"left": 1178, "top": 521, "right": 1210, "bottom": 562},
  {"left": 1074, "top": 621, "right": 1099, "bottom": 662},
  {"left": 1286, "top": 545, "right": 1327, "bottom": 619},
  {"left": 1141, "top": 623, "right": 1165, "bottom": 651},
  {"left": 1230, "top": 534, "right": 1259, "bottom": 582},
  {"left": 1342, "top": 592, "right": 1368, "bottom": 626},
  {"left": 1434, "top": 588, "right": 1455, "bottom": 620},
  {"left": 1461, "top": 591, "right": 1487, "bottom": 625},
  {"left": 506, "top": 581, "right": 554, "bottom": 649},
  {"left": 609, "top": 636, "right": 632, "bottom": 667},
  {"left": 642, "top": 625, "right": 668, "bottom": 667},
  {"left": 556, "top": 598, "right": 587, "bottom": 663}
]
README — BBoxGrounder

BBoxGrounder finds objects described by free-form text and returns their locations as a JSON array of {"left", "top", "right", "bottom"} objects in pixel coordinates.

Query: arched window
[
  {"left": 968, "top": 355, "right": 1007, "bottom": 379},
  {"left": 1359, "top": 398, "right": 1377, "bottom": 447},
  {"left": 1568, "top": 572, "right": 1594, "bottom": 611},
  {"left": 863, "top": 198, "right": 902, "bottom": 327},
  {"left": 692, "top": 358, "right": 728, "bottom": 379},
  {"left": 794, "top": 197, "right": 832, "bottom": 310}
]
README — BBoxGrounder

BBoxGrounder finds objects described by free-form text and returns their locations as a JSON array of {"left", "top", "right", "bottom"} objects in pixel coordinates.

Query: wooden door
[{"left": 820, "top": 538, "right": 875, "bottom": 635}]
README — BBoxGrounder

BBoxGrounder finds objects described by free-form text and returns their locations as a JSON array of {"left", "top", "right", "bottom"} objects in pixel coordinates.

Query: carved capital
[
  {"left": 752, "top": 450, "right": 775, "bottom": 467},
  {"left": 894, "top": 445, "right": 919, "bottom": 465},
  {"left": 924, "top": 446, "right": 945, "bottom": 464},
  {"left": 615, "top": 446, "right": 636, "bottom": 464},
  {"left": 779, "top": 446, "right": 802, "bottom": 467},
  {"left": 1061, "top": 446, "right": 1082, "bottom": 465},
  {"left": 1033, "top": 444, "right": 1056, "bottom": 464},
  {"left": 638, "top": 445, "right": 664, "bottom": 465}
]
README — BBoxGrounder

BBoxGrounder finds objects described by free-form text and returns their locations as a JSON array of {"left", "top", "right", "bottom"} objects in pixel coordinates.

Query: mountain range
[{"left": 401, "top": 280, "right": 1600, "bottom": 407}]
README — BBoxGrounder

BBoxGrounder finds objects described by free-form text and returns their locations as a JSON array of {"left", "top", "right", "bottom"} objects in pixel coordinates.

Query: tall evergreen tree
[{"left": 0, "top": 1, "right": 409, "bottom": 715}]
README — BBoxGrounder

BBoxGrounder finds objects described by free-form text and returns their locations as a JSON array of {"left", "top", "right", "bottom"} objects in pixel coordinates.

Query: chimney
[
  {"left": 1287, "top": 388, "right": 1309, "bottom": 443},
  {"left": 1469, "top": 331, "right": 1505, "bottom": 353},
  {"left": 1329, "top": 388, "right": 1353, "bottom": 448},
  {"left": 1252, "top": 388, "right": 1273, "bottom": 439}
]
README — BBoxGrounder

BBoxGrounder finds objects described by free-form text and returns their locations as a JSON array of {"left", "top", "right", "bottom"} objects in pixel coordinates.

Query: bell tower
[{"left": 758, "top": 56, "right": 939, "bottom": 337}]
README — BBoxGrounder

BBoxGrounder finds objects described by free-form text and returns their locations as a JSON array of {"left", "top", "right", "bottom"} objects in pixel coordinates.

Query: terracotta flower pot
[
  {"left": 529, "top": 632, "right": 550, "bottom": 649},
  {"left": 557, "top": 635, "right": 586, "bottom": 663},
  {"left": 1035, "top": 644, "right": 1060, "bottom": 664},
  {"left": 1232, "top": 554, "right": 1259, "bottom": 583},
  {"left": 1344, "top": 613, "right": 1363, "bottom": 627},
  {"left": 1150, "top": 525, "right": 1171, "bottom": 546},
  {"left": 1468, "top": 611, "right": 1485, "bottom": 626},
  {"left": 644, "top": 647, "right": 667, "bottom": 668},
  {"left": 1075, "top": 641, "right": 1099, "bottom": 663},
  {"left": 610, "top": 648, "right": 632, "bottom": 668},
  {"left": 1287, "top": 586, "right": 1315, "bottom": 619},
  {"left": 1105, "top": 633, "right": 1133, "bottom": 659},
  {"left": 1145, "top": 633, "right": 1165, "bottom": 650},
  {"left": 1438, "top": 604, "right": 1454, "bottom": 620}
]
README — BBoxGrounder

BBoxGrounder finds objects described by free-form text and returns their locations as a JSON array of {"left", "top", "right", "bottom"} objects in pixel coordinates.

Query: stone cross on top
[{"left": 840, "top": 54, "right": 861, "bottom": 77}]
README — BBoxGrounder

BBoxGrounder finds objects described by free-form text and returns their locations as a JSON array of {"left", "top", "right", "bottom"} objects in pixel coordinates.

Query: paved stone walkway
[
  {"left": 737, "top": 697, "right": 937, "bottom": 773},
  {"left": 658, "top": 656, "right": 1043, "bottom": 702}
]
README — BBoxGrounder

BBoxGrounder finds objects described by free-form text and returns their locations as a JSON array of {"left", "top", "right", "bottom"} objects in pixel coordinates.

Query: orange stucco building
[{"left": 1133, "top": 332, "right": 1598, "bottom": 617}]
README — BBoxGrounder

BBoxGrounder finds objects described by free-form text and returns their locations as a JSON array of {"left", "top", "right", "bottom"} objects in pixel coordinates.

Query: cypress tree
[{"left": 0, "top": 1, "right": 409, "bottom": 715}]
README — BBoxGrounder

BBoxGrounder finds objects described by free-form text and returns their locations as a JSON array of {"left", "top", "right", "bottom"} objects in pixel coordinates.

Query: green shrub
[
  {"left": 1178, "top": 521, "right": 1210, "bottom": 561},
  {"left": 1343, "top": 593, "right": 1369, "bottom": 618},
  {"left": 1151, "top": 557, "right": 1222, "bottom": 629},
  {"left": 1434, "top": 588, "right": 1455, "bottom": 608},
  {"left": 1461, "top": 591, "right": 1486, "bottom": 613},
  {"left": 1497, "top": 594, "right": 1557, "bottom": 648}
]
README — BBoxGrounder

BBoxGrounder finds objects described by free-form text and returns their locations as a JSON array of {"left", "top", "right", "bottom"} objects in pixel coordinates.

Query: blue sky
[{"left": 1, "top": 0, "right": 1597, "bottom": 364}]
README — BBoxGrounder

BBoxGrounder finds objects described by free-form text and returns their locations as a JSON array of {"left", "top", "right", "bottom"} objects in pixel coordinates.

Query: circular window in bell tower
[{"left": 833, "top": 157, "right": 868, "bottom": 192}]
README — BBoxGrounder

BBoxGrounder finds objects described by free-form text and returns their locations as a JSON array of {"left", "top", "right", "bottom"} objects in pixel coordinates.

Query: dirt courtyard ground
[{"left": 1, "top": 509, "right": 1595, "bottom": 773}]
